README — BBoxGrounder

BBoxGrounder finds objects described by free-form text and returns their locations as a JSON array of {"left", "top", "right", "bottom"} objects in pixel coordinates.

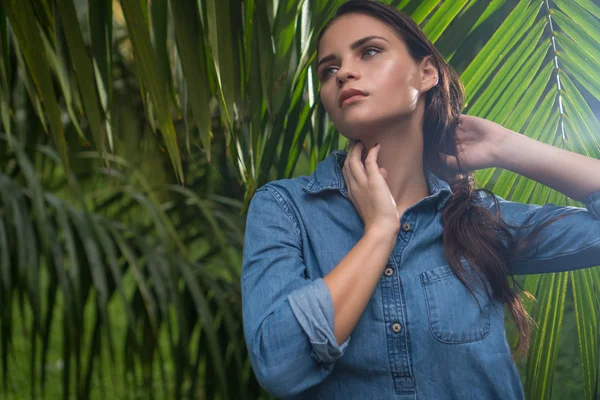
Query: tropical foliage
[{"left": 0, "top": 0, "right": 599, "bottom": 399}]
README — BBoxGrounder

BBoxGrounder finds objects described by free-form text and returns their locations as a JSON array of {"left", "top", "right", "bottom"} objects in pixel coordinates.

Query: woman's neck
[{"left": 356, "top": 118, "right": 430, "bottom": 214}]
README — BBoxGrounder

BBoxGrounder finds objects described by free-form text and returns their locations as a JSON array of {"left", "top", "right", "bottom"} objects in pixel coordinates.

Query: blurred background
[{"left": 0, "top": 0, "right": 598, "bottom": 398}]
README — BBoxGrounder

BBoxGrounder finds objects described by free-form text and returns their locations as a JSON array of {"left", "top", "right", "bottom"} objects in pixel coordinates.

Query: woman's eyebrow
[{"left": 317, "top": 35, "right": 390, "bottom": 68}]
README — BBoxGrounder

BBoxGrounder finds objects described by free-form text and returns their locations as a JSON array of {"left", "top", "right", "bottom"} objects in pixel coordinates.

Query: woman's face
[{"left": 317, "top": 13, "right": 433, "bottom": 138}]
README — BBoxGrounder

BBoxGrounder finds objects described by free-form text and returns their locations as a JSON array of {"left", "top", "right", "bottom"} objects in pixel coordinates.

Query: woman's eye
[
  {"left": 323, "top": 67, "right": 338, "bottom": 79},
  {"left": 319, "top": 48, "right": 379, "bottom": 80},
  {"left": 362, "top": 47, "right": 380, "bottom": 58}
]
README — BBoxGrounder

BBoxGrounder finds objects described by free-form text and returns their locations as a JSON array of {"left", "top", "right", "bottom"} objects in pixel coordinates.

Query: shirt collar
[{"left": 302, "top": 150, "right": 453, "bottom": 211}]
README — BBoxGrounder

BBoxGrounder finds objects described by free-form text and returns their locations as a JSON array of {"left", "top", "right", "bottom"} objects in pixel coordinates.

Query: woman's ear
[{"left": 420, "top": 55, "right": 439, "bottom": 92}]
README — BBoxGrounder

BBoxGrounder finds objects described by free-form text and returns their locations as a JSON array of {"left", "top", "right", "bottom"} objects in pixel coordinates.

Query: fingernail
[{"left": 375, "top": 143, "right": 379, "bottom": 147}]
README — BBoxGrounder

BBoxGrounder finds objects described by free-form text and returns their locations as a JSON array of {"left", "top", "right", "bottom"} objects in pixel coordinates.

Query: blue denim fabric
[{"left": 241, "top": 150, "right": 600, "bottom": 399}]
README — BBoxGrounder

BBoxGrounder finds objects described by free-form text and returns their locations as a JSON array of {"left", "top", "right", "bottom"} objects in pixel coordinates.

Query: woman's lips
[{"left": 341, "top": 94, "right": 368, "bottom": 107}]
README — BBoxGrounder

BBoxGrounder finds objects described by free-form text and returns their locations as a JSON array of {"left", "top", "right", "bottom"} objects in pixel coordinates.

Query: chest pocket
[{"left": 420, "top": 264, "right": 491, "bottom": 344}]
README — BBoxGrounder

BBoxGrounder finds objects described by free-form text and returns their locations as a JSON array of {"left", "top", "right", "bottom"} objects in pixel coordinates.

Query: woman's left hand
[{"left": 441, "top": 114, "right": 510, "bottom": 172}]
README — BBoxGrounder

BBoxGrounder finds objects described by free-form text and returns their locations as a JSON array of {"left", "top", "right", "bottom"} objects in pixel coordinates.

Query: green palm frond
[
  {"left": 0, "top": 136, "right": 252, "bottom": 399},
  {"left": 459, "top": 2, "right": 600, "bottom": 398}
]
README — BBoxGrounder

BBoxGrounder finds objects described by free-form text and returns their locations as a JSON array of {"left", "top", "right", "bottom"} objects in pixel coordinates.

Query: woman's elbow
[{"left": 248, "top": 340, "right": 335, "bottom": 398}]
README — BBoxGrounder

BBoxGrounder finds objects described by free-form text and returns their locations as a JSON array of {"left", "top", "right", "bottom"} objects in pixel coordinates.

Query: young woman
[{"left": 241, "top": 1, "right": 600, "bottom": 398}]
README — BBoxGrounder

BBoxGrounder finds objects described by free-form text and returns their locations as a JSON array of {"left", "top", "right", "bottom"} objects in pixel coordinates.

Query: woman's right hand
[{"left": 342, "top": 141, "right": 401, "bottom": 236}]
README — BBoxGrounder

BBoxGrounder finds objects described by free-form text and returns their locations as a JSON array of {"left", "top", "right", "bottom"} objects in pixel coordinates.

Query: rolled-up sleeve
[
  {"left": 582, "top": 189, "right": 600, "bottom": 218},
  {"left": 485, "top": 189, "right": 600, "bottom": 275},
  {"left": 241, "top": 186, "right": 349, "bottom": 398}
]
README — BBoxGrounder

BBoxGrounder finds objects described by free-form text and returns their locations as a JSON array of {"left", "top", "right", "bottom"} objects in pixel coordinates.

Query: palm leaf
[
  {"left": 0, "top": 136, "right": 249, "bottom": 399},
  {"left": 3, "top": 0, "right": 70, "bottom": 173},
  {"left": 462, "top": 2, "right": 600, "bottom": 398},
  {"left": 119, "top": 0, "right": 184, "bottom": 184}
]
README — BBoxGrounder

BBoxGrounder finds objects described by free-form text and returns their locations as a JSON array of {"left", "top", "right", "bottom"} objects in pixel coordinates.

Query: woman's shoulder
[
  {"left": 256, "top": 175, "right": 312, "bottom": 198},
  {"left": 254, "top": 150, "right": 343, "bottom": 202},
  {"left": 248, "top": 176, "right": 314, "bottom": 219}
]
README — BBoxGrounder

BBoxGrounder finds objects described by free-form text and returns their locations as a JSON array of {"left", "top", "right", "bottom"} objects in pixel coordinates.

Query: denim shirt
[{"left": 241, "top": 150, "right": 600, "bottom": 400}]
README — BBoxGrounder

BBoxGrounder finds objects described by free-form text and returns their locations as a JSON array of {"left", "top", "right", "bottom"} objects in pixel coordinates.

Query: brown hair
[{"left": 317, "top": 0, "right": 571, "bottom": 358}]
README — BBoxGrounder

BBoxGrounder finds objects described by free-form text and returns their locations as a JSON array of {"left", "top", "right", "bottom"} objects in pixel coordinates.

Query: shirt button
[
  {"left": 384, "top": 267, "right": 394, "bottom": 277},
  {"left": 402, "top": 223, "right": 411, "bottom": 232},
  {"left": 392, "top": 322, "right": 402, "bottom": 333}
]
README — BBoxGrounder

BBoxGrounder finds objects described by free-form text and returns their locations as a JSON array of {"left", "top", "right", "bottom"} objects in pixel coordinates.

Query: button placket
[{"left": 382, "top": 231, "right": 415, "bottom": 394}]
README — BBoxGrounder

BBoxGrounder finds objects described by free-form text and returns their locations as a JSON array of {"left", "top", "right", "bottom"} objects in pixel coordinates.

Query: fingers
[
  {"left": 342, "top": 142, "right": 359, "bottom": 190},
  {"left": 342, "top": 142, "right": 399, "bottom": 233},
  {"left": 344, "top": 141, "right": 388, "bottom": 189},
  {"left": 364, "top": 143, "right": 382, "bottom": 179},
  {"left": 345, "top": 142, "right": 385, "bottom": 181},
  {"left": 347, "top": 141, "right": 367, "bottom": 185}
]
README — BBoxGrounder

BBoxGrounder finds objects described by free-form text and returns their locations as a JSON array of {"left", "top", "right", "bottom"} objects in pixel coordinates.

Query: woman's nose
[{"left": 337, "top": 65, "right": 360, "bottom": 87}]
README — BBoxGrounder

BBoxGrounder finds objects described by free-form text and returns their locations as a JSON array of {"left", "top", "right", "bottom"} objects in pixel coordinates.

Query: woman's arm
[
  {"left": 481, "top": 192, "right": 600, "bottom": 274},
  {"left": 242, "top": 188, "right": 349, "bottom": 398},
  {"left": 493, "top": 128, "right": 600, "bottom": 201},
  {"left": 443, "top": 114, "right": 600, "bottom": 202},
  {"left": 324, "top": 226, "right": 397, "bottom": 345},
  {"left": 242, "top": 185, "right": 395, "bottom": 398},
  {"left": 325, "top": 142, "right": 401, "bottom": 344},
  {"left": 443, "top": 115, "right": 600, "bottom": 275}
]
